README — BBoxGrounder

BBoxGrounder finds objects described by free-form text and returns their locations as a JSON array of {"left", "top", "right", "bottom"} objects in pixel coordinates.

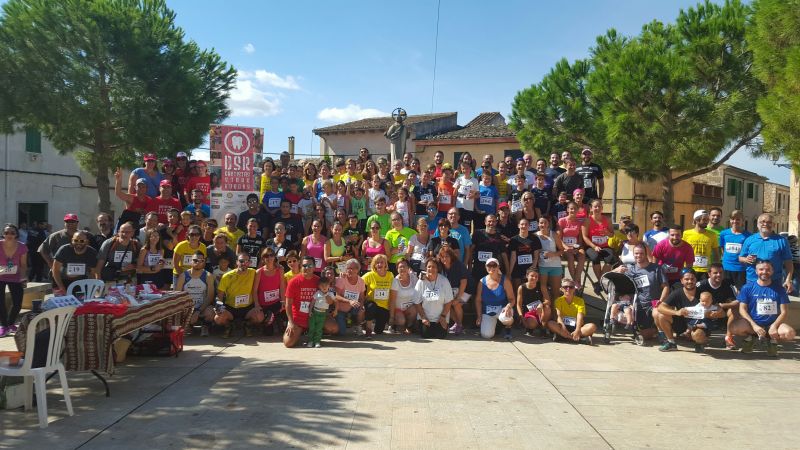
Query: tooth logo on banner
[{"left": 224, "top": 130, "right": 250, "bottom": 156}]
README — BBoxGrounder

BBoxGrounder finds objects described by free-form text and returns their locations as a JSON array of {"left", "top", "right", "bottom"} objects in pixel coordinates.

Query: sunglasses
[
  {"left": 237, "top": 259, "right": 248, "bottom": 263},
  {"left": 72, "top": 239, "right": 87, "bottom": 244},
  {"left": 264, "top": 253, "right": 275, "bottom": 258},
  {"left": 192, "top": 259, "right": 205, "bottom": 263},
  {"left": 370, "top": 226, "right": 380, "bottom": 230},
  {"left": 486, "top": 263, "right": 498, "bottom": 268},
  {"left": 302, "top": 263, "right": 315, "bottom": 269},
  {"left": 188, "top": 233, "right": 200, "bottom": 237},
  {"left": 562, "top": 285, "right": 575, "bottom": 290}
]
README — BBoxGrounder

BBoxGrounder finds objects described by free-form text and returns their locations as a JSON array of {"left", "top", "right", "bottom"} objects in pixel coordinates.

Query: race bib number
[
  {"left": 563, "top": 237, "right": 577, "bottom": 247},
  {"left": 277, "top": 248, "right": 286, "bottom": 257},
  {"left": 113, "top": 250, "right": 132, "bottom": 264},
  {"left": 694, "top": 256, "right": 708, "bottom": 268},
  {"left": 268, "top": 197, "right": 281, "bottom": 208},
  {"left": 479, "top": 196, "right": 493, "bottom": 206},
  {"left": 263, "top": 289, "right": 279, "bottom": 303},
  {"left": 290, "top": 205, "right": 299, "bottom": 215},
  {"left": 314, "top": 258, "right": 323, "bottom": 269},
  {"left": 591, "top": 235, "right": 608, "bottom": 245},
  {"left": 756, "top": 298, "right": 778, "bottom": 316},
  {"left": 163, "top": 258, "right": 174, "bottom": 269},
  {"left": 511, "top": 201, "right": 522, "bottom": 213},
  {"left": 411, "top": 249, "right": 424, "bottom": 261},
  {"left": 0, "top": 264, "right": 17, "bottom": 275},
  {"left": 517, "top": 254, "right": 533, "bottom": 265},
  {"left": 182, "top": 254, "right": 193, "bottom": 266},
  {"left": 299, "top": 301, "right": 310, "bottom": 313},
  {"left": 422, "top": 288, "right": 438, "bottom": 301},
  {"left": 663, "top": 264, "right": 677, "bottom": 274},
  {"left": 685, "top": 304, "right": 705, "bottom": 320},
  {"left": 234, "top": 294, "right": 249, "bottom": 307},
  {"left": 478, "top": 251, "right": 492, "bottom": 262},
  {"left": 421, "top": 193, "right": 434, "bottom": 203},
  {"left": 439, "top": 194, "right": 451, "bottom": 204},
  {"left": 458, "top": 185, "right": 471, "bottom": 196},
  {"left": 66, "top": 263, "right": 86, "bottom": 276},
  {"left": 528, "top": 221, "right": 538, "bottom": 232},
  {"left": 563, "top": 316, "right": 577, "bottom": 327},
  {"left": 485, "top": 305, "right": 502, "bottom": 315},
  {"left": 146, "top": 254, "right": 161, "bottom": 266},
  {"left": 725, "top": 243, "right": 742, "bottom": 254},
  {"left": 374, "top": 288, "right": 389, "bottom": 300},
  {"left": 557, "top": 211, "right": 567, "bottom": 219},
  {"left": 344, "top": 290, "right": 359, "bottom": 301},
  {"left": 337, "top": 262, "right": 347, "bottom": 274},
  {"left": 250, "top": 256, "right": 258, "bottom": 267},
  {"left": 633, "top": 275, "right": 650, "bottom": 289},
  {"left": 527, "top": 301, "right": 542, "bottom": 311},
  {"left": 583, "top": 178, "right": 593, "bottom": 189}
]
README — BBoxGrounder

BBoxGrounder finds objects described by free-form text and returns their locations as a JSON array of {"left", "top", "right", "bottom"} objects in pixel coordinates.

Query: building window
[
  {"left": 727, "top": 179, "right": 738, "bottom": 196},
  {"left": 747, "top": 183, "right": 754, "bottom": 199},
  {"left": 504, "top": 149, "right": 523, "bottom": 161},
  {"left": 693, "top": 182, "right": 722, "bottom": 199},
  {"left": 25, "top": 128, "right": 42, "bottom": 154},
  {"left": 755, "top": 185, "right": 759, "bottom": 200}
]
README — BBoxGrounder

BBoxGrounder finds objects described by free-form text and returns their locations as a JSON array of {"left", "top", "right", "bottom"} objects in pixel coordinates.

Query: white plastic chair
[
  {"left": 67, "top": 279, "right": 105, "bottom": 299},
  {"left": 0, "top": 306, "right": 77, "bottom": 428}
]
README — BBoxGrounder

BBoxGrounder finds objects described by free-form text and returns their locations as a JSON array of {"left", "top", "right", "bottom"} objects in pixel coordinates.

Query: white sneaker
[
  {"left": 314, "top": 343, "right": 322, "bottom": 348},
  {"left": 307, "top": 342, "right": 314, "bottom": 348},
  {"left": 200, "top": 325, "right": 209, "bottom": 337}
]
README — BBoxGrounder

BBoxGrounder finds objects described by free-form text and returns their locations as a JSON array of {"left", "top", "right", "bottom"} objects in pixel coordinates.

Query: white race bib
[
  {"left": 146, "top": 253, "right": 161, "bottom": 266},
  {"left": 485, "top": 305, "right": 502, "bottom": 315},
  {"left": 439, "top": 194, "right": 451, "bottom": 204},
  {"left": 263, "top": 289, "right": 279, "bottom": 303},
  {"left": 685, "top": 304, "right": 706, "bottom": 320},
  {"left": 314, "top": 257, "right": 323, "bottom": 269},
  {"left": 290, "top": 205, "right": 298, "bottom": 215},
  {"left": 563, "top": 237, "right": 577, "bottom": 247},
  {"left": 756, "top": 298, "right": 778, "bottom": 316},
  {"left": 557, "top": 211, "right": 567, "bottom": 219},
  {"left": 422, "top": 288, "right": 439, "bottom": 301},
  {"left": 1, "top": 264, "right": 18, "bottom": 275},
  {"left": 527, "top": 301, "right": 542, "bottom": 311},
  {"left": 479, "top": 196, "right": 493, "bottom": 206},
  {"left": 336, "top": 262, "right": 347, "bottom": 274},
  {"left": 250, "top": 256, "right": 258, "bottom": 267},
  {"left": 234, "top": 294, "right": 249, "bottom": 307},
  {"left": 563, "top": 316, "right": 577, "bottom": 327},
  {"left": 478, "top": 251, "right": 492, "bottom": 262},
  {"left": 373, "top": 288, "right": 389, "bottom": 300},
  {"left": 66, "top": 263, "right": 86, "bottom": 276},
  {"left": 591, "top": 235, "right": 608, "bottom": 245},
  {"left": 277, "top": 248, "right": 286, "bottom": 257},
  {"left": 694, "top": 255, "right": 708, "bottom": 268},
  {"left": 528, "top": 221, "right": 538, "bottom": 232},
  {"left": 344, "top": 290, "right": 359, "bottom": 301},
  {"left": 517, "top": 254, "right": 533, "bottom": 265},
  {"left": 113, "top": 250, "right": 132, "bottom": 264},
  {"left": 725, "top": 242, "right": 741, "bottom": 254},
  {"left": 182, "top": 254, "right": 193, "bottom": 266},
  {"left": 421, "top": 193, "right": 434, "bottom": 203},
  {"left": 268, "top": 197, "right": 281, "bottom": 208},
  {"left": 583, "top": 178, "right": 593, "bottom": 189},
  {"left": 458, "top": 185, "right": 471, "bottom": 196},
  {"left": 511, "top": 200, "right": 522, "bottom": 213},
  {"left": 299, "top": 300, "right": 310, "bottom": 313},
  {"left": 633, "top": 275, "right": 650, "bottom": 289}
]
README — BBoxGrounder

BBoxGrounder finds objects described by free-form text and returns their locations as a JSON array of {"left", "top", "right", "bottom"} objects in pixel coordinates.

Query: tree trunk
[
  {"left": 661, "top": 171, "right": 676, "bottom": 225},
  {"left": 96, "top": 152, "right": 112, "bottom": 215}
]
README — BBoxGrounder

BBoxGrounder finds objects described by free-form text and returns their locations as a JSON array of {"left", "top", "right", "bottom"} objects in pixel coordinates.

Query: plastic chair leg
[
  {"left": 57, "top": 365, "right": 73, "bottom": 416},
  {"left": 33, "top": 370, "right": 48, "bottom": 428},
  {"left": 24, "top": 376, "right": 33, "bottom": 411}
]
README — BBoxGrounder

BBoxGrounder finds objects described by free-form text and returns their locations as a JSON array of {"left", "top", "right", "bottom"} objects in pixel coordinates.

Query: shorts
[
  {"left": 457, "top": 207, "right": 474, "bottom": 226},
  {"left": 586, "top": 247, "right": 617, "bottom": 265},
  {"left": 687, "top": 318, "right": 716, "bottom": 335},
  {"left": 671, "top": 316, "right": 687, "bottom": 335},
  {"left": 224, "top": 304, "right": 254, "bottom": 321},
  {"left": 538, "top": 266, "right": 563, "bottom": 277},
  {"left": 524, "top": 308, "right": 541, "bottom": 324},
  {"left": 724, "top": 270, "right": 746, "bottom": 289},
  {"left": 260, "top": 301, "right": 283, "bottom": 317},
  {"left": 564, "top": 324, "right": 577, "bottom": 333}
]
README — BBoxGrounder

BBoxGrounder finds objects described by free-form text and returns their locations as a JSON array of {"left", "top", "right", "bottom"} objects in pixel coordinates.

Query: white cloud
[
  {"left": 317, "top": 104, "right": 389, "bottom": 122},
  {"left": 228, "top": 79, "right": 281, "bottom": 117},
  {"left": 242, "top": 43, "right": 255, "bottom": 54},
  {"left": 239, "top": 70, "right": 300, "bottom": 90}
]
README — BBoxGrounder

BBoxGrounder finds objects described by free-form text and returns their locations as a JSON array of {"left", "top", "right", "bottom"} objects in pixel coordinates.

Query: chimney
[{"left": 288, "top": 136, "right": 295, "bottom": 160}]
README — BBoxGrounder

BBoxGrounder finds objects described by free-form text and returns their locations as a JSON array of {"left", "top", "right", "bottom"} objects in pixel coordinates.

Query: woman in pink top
[
  {"left": 362, "top": 221, "right": 388, "bottom": 269},
  {"left": 581, "top": 199, "right": 616, "bottom": 294},
  {"left": 301, "top": 219, "right": 328, "bottom": 273},
  {"left": 334, "top": 258, "right": 366, "bottom": 335},
  {"left": 557, "top": 202, "right": 586, "bottom": 289},
  {"left": 572, "top": 188, "right": 590, "bottom": 223},
  {"left": 0, "top": 224, "right": 28, "bottom": 336},
  {"left": 251, "top": 247, "right": 285, "bottom": 334}
]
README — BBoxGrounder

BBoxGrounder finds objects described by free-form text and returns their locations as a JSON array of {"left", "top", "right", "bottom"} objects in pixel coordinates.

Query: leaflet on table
[{"left": 42, "top": 295, "right": 83, "bottom": 310}]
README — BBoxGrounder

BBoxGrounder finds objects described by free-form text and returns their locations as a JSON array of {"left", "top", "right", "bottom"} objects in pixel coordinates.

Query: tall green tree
[
  {"left": 749, "top": 0, "right": 800, "bottom": 162},
  {"left": 510, "top": 0, "right": 762, "bottom": 223},
  {"left": 0, "top": 0, "right": 236, "bottom": 213}
]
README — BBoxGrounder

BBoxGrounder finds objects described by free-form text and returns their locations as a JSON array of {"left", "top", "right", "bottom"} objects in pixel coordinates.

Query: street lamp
[{"left": 770, "top": 153, "right": 793, "bottom": 169}]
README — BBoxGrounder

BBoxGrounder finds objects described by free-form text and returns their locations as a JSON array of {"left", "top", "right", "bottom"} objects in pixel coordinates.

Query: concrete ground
[{"left": 1, "top": 298, "right": 799, "bottom": 450}]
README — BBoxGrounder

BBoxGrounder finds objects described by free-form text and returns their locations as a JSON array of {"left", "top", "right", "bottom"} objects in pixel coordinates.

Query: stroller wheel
[
  {"left": 604, "top": 332, "right": 611, "bottom": 344},
  {"left": 634, "top": 334, "right": 645, "bottom": 346}
]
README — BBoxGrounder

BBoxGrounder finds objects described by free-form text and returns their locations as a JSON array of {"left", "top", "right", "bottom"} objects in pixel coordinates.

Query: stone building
[{"left": 764, "top": 181, "right": 791, "bottom": 233}]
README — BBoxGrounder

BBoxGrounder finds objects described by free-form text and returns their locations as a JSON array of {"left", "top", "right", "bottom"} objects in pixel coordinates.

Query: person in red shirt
[
  {"left": 436, "top": 163, "right": 455, "bottom": 218},
  {"left": 651, "top": 225, "right": 695, "bottom": 285},
  {"left": 432, "top": 150, "right": 445, "bottom": 181},
  {"left": 174, "top": 151, "right": 190, "bottom": 188},
  {"left": 284, "top": 255, "right": 320, "bottom": 348},
  {"left": 184, "top": 160, "right": 211, "bottom": 204},
  {"left": 147, "top": 179, "right": 182, "bottom": 223}
]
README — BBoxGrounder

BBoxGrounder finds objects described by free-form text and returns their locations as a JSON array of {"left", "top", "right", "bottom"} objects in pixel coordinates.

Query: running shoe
[
  {"left": 8, "top": 325, "right": 17, "bottom": 334},
  {"left": 222, "top": 325, "right": 232, "bottom": 338},
  {"left": 307, "top": 341, "right": 314, "bottom": 348},
  {"left": 200, "top": 325, "right": 209, "bottom": 337},
  {"left": 448, "top": 323, "right": 458, "bottom": 334},
  {"left": 767, "top": 341, "right": 779, "bottom": 357},
  {"left": 724, "top": 335, "right": 736, "bottom": 350},
  {"left": 454, "top": 323, "right": 464, "bottom": 335},
  {"left": 580, "top": 336, "right": 593, "bottom": 345},
  {"left": 741, "top": 337, "right": 754, "bottom": 354},
  {"left": 314, "top": 343, "right": 322, "bottom": 348},
  {"left": 0, "top": 326, "right": 6, "bottom": 338},
  {"left": 694, "top": 344, "right": 704, "bottom": 353},
  {"left": 593, "top": 282, "right": 602, "bottom": 295},
  {"left": 658, "top": 341, "right": 677, "bottom": 352},
  {"left": 504, "top": 328, "right": 512, "bottom": 341},
  {"left": 244, "top": 325, "right": 253, "bottom": 337},
  {"left": 657, "top": 330, "right": 667, "bottom": 344}
]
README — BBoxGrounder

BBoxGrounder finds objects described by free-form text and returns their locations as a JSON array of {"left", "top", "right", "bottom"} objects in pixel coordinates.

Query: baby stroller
[{"left": 599, "top": 272, "right": 643, "bottom": 345}]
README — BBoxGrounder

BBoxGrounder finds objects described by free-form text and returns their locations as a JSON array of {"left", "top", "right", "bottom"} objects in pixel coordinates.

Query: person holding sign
[
  {"left": 730, "top": 260, "right": 796, "bottom": 357},
  {"left": 547, "top": 278, "right": 596, "bottom": 344},
  {"left": 216, "top": 252, "right": 263, "bottom": 338},
  {"left": 251, "top": 247, "right": 285, "bottom": 336},
  {"left": 51, "top": 231, "right": 98, "bottom": 296},
  {"left": 582, "top": 199, "right": 617, "bottom": 295},
  {"left": 361, "top": 254, "right": 394, "bottom": 337}
]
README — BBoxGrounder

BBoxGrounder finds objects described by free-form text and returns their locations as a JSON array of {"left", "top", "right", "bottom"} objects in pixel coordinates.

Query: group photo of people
[{"left": 2, "top": 147, "right": 796, "bottom": 356}]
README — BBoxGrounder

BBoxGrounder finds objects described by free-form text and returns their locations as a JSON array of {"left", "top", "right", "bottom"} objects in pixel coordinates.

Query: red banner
[{"left": 209, "top": 124, "right": 263, "bottom": 191}]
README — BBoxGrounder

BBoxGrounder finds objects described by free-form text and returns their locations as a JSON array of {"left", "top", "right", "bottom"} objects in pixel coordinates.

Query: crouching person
[
  {"left": 215, "top": 252, "right": 263, "bottom": 338},
  {"left": 547, "top": 279, "right": 596, "bottom": 344}
]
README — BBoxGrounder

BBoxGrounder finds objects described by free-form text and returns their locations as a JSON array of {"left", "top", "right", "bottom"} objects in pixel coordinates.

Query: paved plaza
[{"left": 2, "top": 300, "right": 799, "bottom": 450}]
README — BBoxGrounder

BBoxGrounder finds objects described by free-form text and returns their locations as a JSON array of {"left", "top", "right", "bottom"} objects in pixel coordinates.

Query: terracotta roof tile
[{"left": 313, "top": 112, "right": 457, "bottom": 134}]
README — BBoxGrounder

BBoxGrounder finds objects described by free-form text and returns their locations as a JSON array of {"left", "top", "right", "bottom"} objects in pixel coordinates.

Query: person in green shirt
[
  {"left": 384, "top": 212, "right": 417, "bottom": 272},
  {"left": 365, "top": 197, "right": 391, "bottom": 238}
]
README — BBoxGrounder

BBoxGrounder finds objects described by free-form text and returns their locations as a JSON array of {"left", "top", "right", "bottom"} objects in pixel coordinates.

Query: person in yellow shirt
[
  {"left": 283, "top": 250, "right": 301, "bottom": 285},
  {"left": 219, "top": 213, "right": 245, "bottom": 250},
  {"left": 340, "top": 158, "right": 364, "bottom": 185},
  {"left": 608, "top": 215, "right": 632, "bottom": 252},
  {"left": 215, "top": 252, "right": 263, "bottom": 338},
  {"left": 495, "top": 161, "right": 509, "bottom": 201},
  {"left": 682, "top": 210, "right": 720, "bottom": 281},
  {"left": 546, "top": 279, "right": 597, "bottom": 344},
  {"left": 172, "top": 225, "right": 207, "bottom": 285},
  {"left": 258, "top": 158, "right": 276, "bottom": 201},
  {"left": 332, "top": 157, "right": 347, "bottom": 183},
  {"left": 361, "top": 254, "right": 394, "bottom": 337}
]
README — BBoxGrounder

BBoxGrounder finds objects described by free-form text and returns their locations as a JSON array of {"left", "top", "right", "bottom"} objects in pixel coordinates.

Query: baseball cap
[
  {"left": 561, "top": 278, "right": 575, "bottom": 287},
  {"left": 135, "top": 178, "right": 147, "bottom": 185},
  {"left": 161, "top": 158, "right": 174, "bottom": 166},
  {"left": 485, "top": 257, "right": 500, "bottom": 266},
  {"left": 582, "top": 148, "right": 593, "bottom": 155},
  {"left": 196, "top": 160, "right": 207, "bottom": 167},
  {"left": 63, "top": 213, "right": 79, "bottom": 222},
  {"left": 159, "top": 179, "right": 172, "bottom": 188},
  {"left": 176, "top": 151, "right": 188, "bottom": 159},
  {"left": 143, "top": 153, "right": 157, "bottom": 161},
  {"left": 693, "top": 209, "right": 708, "bottom": 220},
  {"left": 498, "top": 202, "right": 510, "bottom": 210},
  {"left": 442, "top": 163, "right": 453, "bottom": 170}
]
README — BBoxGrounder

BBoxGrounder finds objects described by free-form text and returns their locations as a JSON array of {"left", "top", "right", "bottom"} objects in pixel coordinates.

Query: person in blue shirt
[
  {"left": 433, "top": 208, "right": 473, "bottom": 265},
  {"left": 738, "top": 213, "right": 793, "bottom": 292},
  {"left": 718, "top": 209, "right": 751, "bottom": 289},
  {"left": 475, "top": 154, "right": 498, "bottom": 178},
  {"left": 643, "top": 211, "right": 669, "bottom": 251},
  {"left": 475, "top": 171, "right": 499, "bottom": 229},
  {"left": 262, "top": 176, "right": 285, "bottom": 218},
  {"left": 730, "top": 260, "right": 796, "bottom": 356},
  {"left": 184, "top": 189, "right": 211, "bottom": 218}
]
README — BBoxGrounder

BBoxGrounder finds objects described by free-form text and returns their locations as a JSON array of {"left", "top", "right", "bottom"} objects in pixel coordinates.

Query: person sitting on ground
[
  {"left": 517, "top": 267, "right": 550, "bottom": 336},
  {"left": 547, "top": 278, "right": 597, "bottom": 344},
  {"left": 655, "top": 268, "right": 723, "bottom": 352},
  {"left": 215, "top": 252, "right": 263, "bottom": 338},
  {"left": 475, "top": 258, "right": 516, "bottom": 340},
  {"left": 730, "top": 260, "right": 796, "bottom": 357},
  {"left": 413, "top": 257, "right": 453, "bottom": 339},
  {"left": 695, "top": 263, "right": 740, "bottom": 350},
  {"left": 389, "top": 258, "right": 419, "bottom": 334}
]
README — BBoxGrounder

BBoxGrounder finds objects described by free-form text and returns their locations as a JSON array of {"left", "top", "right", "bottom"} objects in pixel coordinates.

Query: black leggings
[
  {"left": 364, "top": 301, "right": 390, "bottom": 334},
  {"left": 418, "top": 320, "right": 448, "bottom": 339},
  {"left": 0, "top": 281, "right": 24, "bottom": 327}
]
